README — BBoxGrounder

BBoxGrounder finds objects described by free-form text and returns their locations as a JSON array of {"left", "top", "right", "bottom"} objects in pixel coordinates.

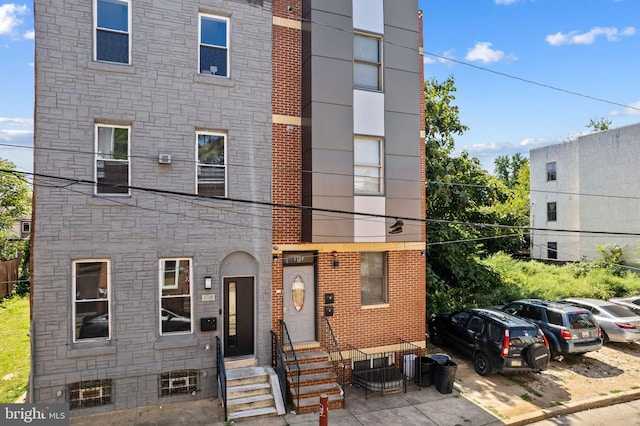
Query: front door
[
  {"left": 283, "top": 265, "right": 315, "bottom": 342},
  {"left": 224, "top": 277, "right": 254, "bottom": 357}
]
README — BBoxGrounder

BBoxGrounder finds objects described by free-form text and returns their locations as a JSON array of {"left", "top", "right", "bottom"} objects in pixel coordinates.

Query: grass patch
[
  {"left": 610, "top": 389, "right": 623, "bottom": 394},
  {"left": 632, "top": 386, "right": 640, "bottom": 390},
  {"left": 0, "top": 296, "right": 30, "bottom": 403},
  {"left": 520, "top": 393, "right": 532, "bottom": 402}
]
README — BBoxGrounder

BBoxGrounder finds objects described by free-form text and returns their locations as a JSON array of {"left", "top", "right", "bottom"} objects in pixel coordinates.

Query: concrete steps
[{"left": 225, "top": 365, "right": 284, "bottom": 422}]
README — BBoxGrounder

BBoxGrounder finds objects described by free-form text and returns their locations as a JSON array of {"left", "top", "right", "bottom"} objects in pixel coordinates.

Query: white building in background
[{"left": 530, "top": 122, "right": 640, "bottom": 265}]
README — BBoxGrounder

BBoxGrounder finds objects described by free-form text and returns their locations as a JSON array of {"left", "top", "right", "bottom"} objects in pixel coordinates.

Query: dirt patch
[{"left": 436, "top": 342, "right": 640, "bottom": 420}]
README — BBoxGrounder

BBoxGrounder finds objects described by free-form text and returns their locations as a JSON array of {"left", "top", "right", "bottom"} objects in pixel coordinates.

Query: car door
[
  {"left": 447, "top": 311, "right": 472, "bottom": 351},
  {"left": 462, "top": 315, "right": 486, "bottom": 356}
]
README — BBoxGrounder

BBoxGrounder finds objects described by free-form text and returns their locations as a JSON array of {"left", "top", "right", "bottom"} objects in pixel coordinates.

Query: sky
[{"left": 1, "top": 1, "right": 640, "bottom": 174}]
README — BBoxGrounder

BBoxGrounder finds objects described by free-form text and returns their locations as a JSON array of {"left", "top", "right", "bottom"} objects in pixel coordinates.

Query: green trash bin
[{"left": 434, "top": 359, "right": 457, "bottom": 394}]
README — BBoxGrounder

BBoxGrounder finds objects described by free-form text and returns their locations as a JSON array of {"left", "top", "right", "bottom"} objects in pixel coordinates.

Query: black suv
[
  {"left": 501, "top": 299, "right": 602, "bottom": 359},
  {"left": 428, "top": 308, "right": 550, "bottom": 376}
]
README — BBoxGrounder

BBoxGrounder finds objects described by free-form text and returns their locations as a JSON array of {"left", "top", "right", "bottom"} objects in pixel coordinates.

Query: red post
[{"left": 318, "top": 393, "right": 328, "bottom": 426}]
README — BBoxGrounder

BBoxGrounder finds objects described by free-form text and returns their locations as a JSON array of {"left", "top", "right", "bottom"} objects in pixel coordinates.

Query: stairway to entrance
[
  {"left": 224, "top": 360, "right": 286, "bottom": 422},
  {"left": 285, "top": 347, "right": 345, "bottom": 414}
]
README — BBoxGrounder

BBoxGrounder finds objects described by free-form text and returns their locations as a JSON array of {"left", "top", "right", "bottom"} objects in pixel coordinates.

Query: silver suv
[{"left": 502, "top": 299, "right": 602, "bottom": 359}]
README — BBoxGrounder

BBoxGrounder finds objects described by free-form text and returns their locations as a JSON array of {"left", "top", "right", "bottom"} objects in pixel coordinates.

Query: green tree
[
  {"left": 493, "top": 153, "right": 527, "bottom": 189},
  {"left": 0, "top": 159, "right": 32, "bottom": 261},
  {"left": 425, "top": 77, "right": 503, "bottom": 315}
]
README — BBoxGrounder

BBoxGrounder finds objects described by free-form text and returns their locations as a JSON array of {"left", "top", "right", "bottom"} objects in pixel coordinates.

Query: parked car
[
  {"left": 79, "top": 308, "right": 191, "bottom": 339},
  {"left": 501, "top": 299, "right": 602, "bottom": 359},
  {"left": 428, "top": 308, "right": 550, "bottom": 376},
  {"left": 561, "top": 298, "right": 640, "bottom": 344},
  {"left": 609, "top": 296, "right": 640, "bottom": 316}
]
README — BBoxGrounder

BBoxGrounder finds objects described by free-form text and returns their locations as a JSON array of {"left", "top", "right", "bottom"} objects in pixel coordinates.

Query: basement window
[
  {"left": 69, "top": 379, "right": 113, "bottom": 409},
  {"left": 159, "top": 370, "right": 198, "bottom": 396}
]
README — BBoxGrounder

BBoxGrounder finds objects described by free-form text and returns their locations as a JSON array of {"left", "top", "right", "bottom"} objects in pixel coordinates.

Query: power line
[{"left": 424, "top": 51, "right": 640, "bottom": 112}]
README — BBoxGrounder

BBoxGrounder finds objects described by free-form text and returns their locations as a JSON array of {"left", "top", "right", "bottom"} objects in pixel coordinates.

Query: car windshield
[
  {"left": 508, "top": 327, "right": 539, "bottom": 345},
  {"left": 567, "top": 312, "right": 596, "bottom": 328},
  {"left": 600, "top": 304, "right": 637, "bottom": 318}
]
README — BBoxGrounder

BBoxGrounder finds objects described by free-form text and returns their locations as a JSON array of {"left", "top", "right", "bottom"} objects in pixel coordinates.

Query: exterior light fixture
[
  {"left": 204, "top": 276, "right": 212, "bottom": 289},
  {"left": 331, "top": 251, "right": 339, "bottom": 268}
]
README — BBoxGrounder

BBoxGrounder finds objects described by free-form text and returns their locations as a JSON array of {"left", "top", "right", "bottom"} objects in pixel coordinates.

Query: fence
[{"left": 0, "top": 257, "right": 20, "bottom": 298}]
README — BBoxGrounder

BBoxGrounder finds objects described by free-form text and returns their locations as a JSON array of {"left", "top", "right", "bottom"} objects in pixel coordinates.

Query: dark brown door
[{"left": 224, "top": 277, "right": 254, "bottom": 357}]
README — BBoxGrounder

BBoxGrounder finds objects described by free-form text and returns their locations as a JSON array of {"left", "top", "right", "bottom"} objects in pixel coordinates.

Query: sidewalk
[{"left": 70, "top": 383, "right": 504, "bottom": 426}]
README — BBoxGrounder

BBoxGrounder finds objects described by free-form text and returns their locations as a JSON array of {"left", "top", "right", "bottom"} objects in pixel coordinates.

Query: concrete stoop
[
  {"left": 225, "top": 365, "right": 286, "bottom": 422},
  {"left": 285, "top": 349, "right": 345, "bottom": 414}
]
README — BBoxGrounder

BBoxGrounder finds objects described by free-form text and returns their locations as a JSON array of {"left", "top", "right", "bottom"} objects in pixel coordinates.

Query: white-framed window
[
  {"left": 159, "top": 370, "right": 198, "bottom": 397},
  {"left": 21, "top": 221, "right": 30, "bottom": 234},
  {"left": 69, "top": 379, "right": 112, "bottom": 409},
  {"left": 199, "top": 14, "right": 229, "bottom": 77},
  {"left": 95, "top": 124, "right": 130, "bottom": 195},
  {"left": 354, "top": 136, "right": 383, "bottom": 194},
  {"left": 197, "top": 131, "right": 227, "bottom": 197},
  {"left": 72, "top": 259, "right": 110, "bottom": 342},
  {"left": 354, "top": 32, "right": 382, "bottom": 91},
  {"left": 547, "top": 242, "right": 558, "bottom": 259},
  {"left": 94, "top": 0, "right": 131, "bottom": 64},
  {"left": 361, "top": 252, "right": 387, "bottom": 305},
  {"left": 159, "top": 258, "right": 192, "bottom": 335},
  {"left": 546, "top": 162, "right": 557, "bottom": 181}
]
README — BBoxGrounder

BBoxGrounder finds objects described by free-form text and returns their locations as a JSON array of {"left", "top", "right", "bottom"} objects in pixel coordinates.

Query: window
[
  {"left": 21, "top": 221, "right": 30, "bottom": 234},
  {"left": 361, "top": 252, "right": 386, "bottom": 305},
  {"left": 159, "top": 258, "right": 192, "bottom": 335},
  {"left": 160, "top": 370, "right": 198, "bottom": 396},
  {"left": 73, "top": 260, "right": 110, "bottom": 342},
  {"left": 69, "top": 379, "right": 112, "bottom": 409},
  {"left": 547, "top": 242, "right": 558, "bottom": 259},
  {"left": 546, "top": 162, "right": 557, "bottom": 181},
  {"left": 354, "top": 33, "right": 382, "bottom": 91},
  {"left": 199, "top": 14, "right": 229, "bottom": 77},
  {"left": 546, "top": 202, "right": 557, "bottom": 221},
  {"left": 197, "top": 132, "right": 226, "bottom": 196},
  {"left": 354, "top": 137, "right": 383, "bottom": 194},
  {"left": 95, "top": 125, "right": 130, "bottom": 194},
  {"left": 94, "top": 0, "right": 130, "bottom": 64}
]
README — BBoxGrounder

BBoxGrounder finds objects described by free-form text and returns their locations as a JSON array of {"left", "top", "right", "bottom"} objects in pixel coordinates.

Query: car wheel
[
  {"left": 526, "top": 343, "right": 551, "bottom": 370},
  {"left": 473, "top": 352, "right": 493, "bottom": 376},
  {"left": 429, "top": 327, "right": 443, "bottom": 346},
  {"left": 601, "top": 329, "right": 610, "bottom": 344}
]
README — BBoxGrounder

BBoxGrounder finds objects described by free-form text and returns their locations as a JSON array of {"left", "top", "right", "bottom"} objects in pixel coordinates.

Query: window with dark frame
[
  {"left": 95, "top": 0, "right": 130, "bottom": 64},
  {"left": 548, "top": 242, "right": 558, "bottom": 259},
  {"left": 546, "top": 162, "right": 557, "bottom": 181},
  {"left": 199, "top": 14, "right": 229, "bottom": 77},
  {"left": 361, "top": 252, "right": 387, "bottom": 305},
  {"left": 547, "top": 202, "right": 557, "bottom": 221},
  {"left": 354, "top": 32, "right": 382, "bottom": 91}
]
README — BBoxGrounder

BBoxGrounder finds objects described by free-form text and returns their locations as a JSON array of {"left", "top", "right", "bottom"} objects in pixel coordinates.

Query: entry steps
[{"left": 224, "top": 363, "right": 286, "bottom": 422}]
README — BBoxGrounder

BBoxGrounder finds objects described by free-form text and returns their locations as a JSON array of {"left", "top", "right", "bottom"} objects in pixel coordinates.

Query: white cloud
[
  {"left": 23, "top": 29, "right": 33, "bottom": 40},
  {"left": 465, "top": 42, "right": 516, "bottom": 64},
  {"left": 546, "top": 26, "right": 636, "bottom": 46},
  {"left": 0, "top": 4, "right": 29, "bottom": 37},
  {"left": 0, "top": 129, "right": 33, "bottom": 141},
  {"left": 610, "top": 101, "right": 640, "bottom": 116},
  {"left": 0, "top": 117, "right": 33, "bottom": 125}
]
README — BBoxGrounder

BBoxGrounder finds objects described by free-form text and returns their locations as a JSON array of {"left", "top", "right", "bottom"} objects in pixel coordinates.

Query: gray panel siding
[{"left": 32, "top": 0, "right": 272, "bottom": 410}]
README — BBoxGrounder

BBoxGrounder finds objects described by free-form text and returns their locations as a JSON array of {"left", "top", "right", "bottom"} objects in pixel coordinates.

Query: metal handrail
[
  {"left": 215, "top": 336, "right": 228, "bottom": 421},
  {"left": 270, "top": 330, "right": 288, "bottom": 407},
  {"left": 280, "top": 320, "right": 300, "bottom": 410},
  {"left": 320, "top": 317, "right": 347, "bottom": 387}
]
